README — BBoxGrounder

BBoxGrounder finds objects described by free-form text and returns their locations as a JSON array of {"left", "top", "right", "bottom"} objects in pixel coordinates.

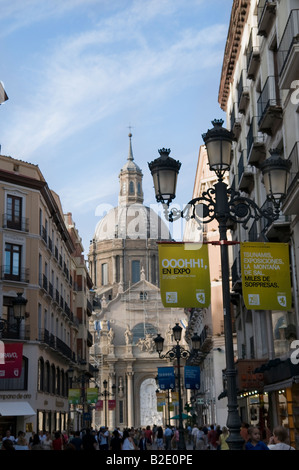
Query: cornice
[{"left": 218, "top": 0, "right": 250, "bottom": 111}]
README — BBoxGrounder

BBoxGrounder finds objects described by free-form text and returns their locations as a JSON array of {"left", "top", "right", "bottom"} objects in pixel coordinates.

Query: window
[
  {"left": 6, "top": 195, "right": 22, "bottom": 230},
  {"left": 132, "top": 260, "right": 140, "bottom": 283},
  {"left": 101, "top": 263, "right": 108, "bottom": 285},
  {"left": 4, "top": 243, "right": 21, "bottom": 280},
  {"left": 129, "top": 181, "right": 134, "bottom": 194}
]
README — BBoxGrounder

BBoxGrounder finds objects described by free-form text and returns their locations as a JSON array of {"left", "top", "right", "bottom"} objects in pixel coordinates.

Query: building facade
[
  {"left": 0, "top": 155, "right": 93, "bottom": 437},
  {"left": 218, "top": 0, "right": 299, "bottom": 448},
  {"left": 88, "top": 135, "right": 190, "bottom": 429}
]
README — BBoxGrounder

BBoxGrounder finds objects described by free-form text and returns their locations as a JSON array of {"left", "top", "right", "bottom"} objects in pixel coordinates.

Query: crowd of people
[
  {"left": 189, "top": 422, "right": 296, "bottom": 451},
  {"left": 0, "top": 422, "right": 295, "bottom": 450}
]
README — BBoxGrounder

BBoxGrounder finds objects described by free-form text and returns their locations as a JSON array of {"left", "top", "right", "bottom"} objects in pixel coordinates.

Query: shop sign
[
  {"left": 0, "top": 342, "right": 23, "bottom": 379},
  {"left": 236, "top": 360, "right": 265, "bottom": 392}
]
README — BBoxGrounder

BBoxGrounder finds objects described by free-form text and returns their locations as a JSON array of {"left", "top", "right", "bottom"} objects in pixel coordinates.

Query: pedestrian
[
  {"left": 164, "top": 425, "right": 173, "bottom": 450},
  {"left": 217, "top": 426, "right": 229, "bottom": 450},
  {"left": 138, "top": 429, "right": 147, "bottom": 450},
  {"left": 171, "top": 428, "right": 179, "bottom": 449},
  {"left": 110, "top": 430, "right": 122, "bottom": 451},
  {"left": 98, "top": 426, "right": 109, "bottom": 450},
  {"left": 52, "top": 431, "right": 64, "bottom": 450},
  {"left": 82, "top": 428, "right": 97, "bottom": 451},
  {"left": 207, "top": 425, "right": 218, "bottom": 450},
  {"left": 145, "top": 425, "right": 153, "bottom": 447},
  {"left": 15, "top": 432, "right": 29, "bottom": 450},
  {"left": 240, "top": 422, "right": 249, "bottom": 443},
  {"left": 70, "top": 431, "right": 82, "bottom": 450},
  {"left": 30, "top": 433, "right": 44, "bottom": 450},
  {"left": 122, "top": 429, "right": 137, "bottom": 450},
  {"left": 156, "top": 426, "right": 164, "bottom": 450},
  {"left": 268, "top": 426, "right": 295, "bottom": 450},
  {"left": 42, "top": 431, "right": 53, "bottom": 450},
  {"left": 2, "top": 430, "right": 15, "bottom": 445},
  {"left": 1, "top": 439, "right": 15, "bottom": 451},
  {"left": 245, "top": 426, "right": 269, "bottom": 450},
  {"left": 191, "top": 424, "right": 199, "bottom": 450}
]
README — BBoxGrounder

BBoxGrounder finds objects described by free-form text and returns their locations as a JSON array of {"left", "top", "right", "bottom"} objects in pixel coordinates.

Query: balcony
[
  {"left": 247, "top": 29, "right": 260, "bottom": 79},
  {"left": 246, "top": 116, "right": 266, "bottom": 166},
  {"left": 2, "top": 214, "right": 29, "bottom": 232},
  {"left": 260, "top": 199, "right": 291, "bottom": 242},
  {"left": 257, "top": 0, "right": 276, "bottom": 37},
  {"left": 1, "top": 266, "right": 30, "bottom": 283},
  {"left": 282, "top": 141, "right": 299, "bottom": 216},
  {"left": 278, "top": 9, "right": 299, "bottom": 89},
  {"left": 237, "top": 69, "right": 250, "bottom": 114},
  {"left": 237, "top": 151, "right": 254, "bottom": 193},
  {"left": 230, "top": 104, "right": 241, "bottom": 140},
  {"left": 257, "top": 76, "right": 282, "bottom": 135}
]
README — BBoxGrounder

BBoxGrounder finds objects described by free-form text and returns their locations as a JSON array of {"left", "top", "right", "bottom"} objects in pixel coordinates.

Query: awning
[{"left": 0, "top": 402, "right": 36, "bottom": 417}]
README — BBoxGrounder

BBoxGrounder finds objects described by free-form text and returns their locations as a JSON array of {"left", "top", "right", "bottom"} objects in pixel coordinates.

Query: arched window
[
  {"left": 56, "top": 367, "right": 60, "bottom": 395},
  {"left": 51, "top": 364, "right": 56, "bottom": 394},
  {"left": 38, "top": 357, "right": 44, "bottom": 391},
  {"left": 137, "top": 182, "right": 141, "bottom": 195},
  {"left": 129, "top": 181, "right": 134, "bottom": 194},
  {"left": 131, "top": 323, "right": 157, "bottom": 344},
  {"left": 45, "top": 361, "right": 50, "bottom": 392}
]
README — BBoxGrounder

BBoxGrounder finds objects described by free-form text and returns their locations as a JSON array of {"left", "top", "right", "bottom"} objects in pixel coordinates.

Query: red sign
[
  {"left": 95, "top": 400, "right": 103, "bottom": 411},
  {"left": 108, "top": 400, "right": 116, "bottom": 410},
  {"left": 0, "top": 342, "right": 23, "bottom": 379}
]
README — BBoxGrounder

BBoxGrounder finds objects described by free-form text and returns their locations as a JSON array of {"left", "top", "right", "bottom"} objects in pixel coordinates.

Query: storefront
[{"left": 0, "top": 398, "right": 36, "bottom": 437}]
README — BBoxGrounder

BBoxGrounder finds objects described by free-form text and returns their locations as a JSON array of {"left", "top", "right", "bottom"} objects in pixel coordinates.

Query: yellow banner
[
  {"left": 240, "top": 242, "right": 292, "bottom": 310},
  {"left": 156, "top": 392, "right": 166, "bottom": 406},
  {"left": 158, "top": 242, "right": 210, "bottom": 308}
]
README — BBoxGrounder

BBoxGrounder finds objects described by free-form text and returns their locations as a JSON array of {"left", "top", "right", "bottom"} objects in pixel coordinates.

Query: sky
[{"left": 0, "top": 0, "right": 233, "bottom": 254}]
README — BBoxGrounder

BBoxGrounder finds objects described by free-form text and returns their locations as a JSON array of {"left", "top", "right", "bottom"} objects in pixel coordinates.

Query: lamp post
[
  {"left": 100, "top": 380, "right": 116, "bottom": 427},
  {"left": 67, "top": 365, "right": 99, "bottom": 430},
  {"left": 12, "top": 292, "right": 28, "bottom": 338},
  {"left": 148, "top": 119, "right": 291, "bottom": 450},
  {"left": 154, "top": 324, "right": 200, "bottom": 450}
]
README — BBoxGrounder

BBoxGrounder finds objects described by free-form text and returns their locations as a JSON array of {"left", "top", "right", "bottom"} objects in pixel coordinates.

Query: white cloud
[{"left": 2, "top": 4, "right": 227, "bottom": 158}]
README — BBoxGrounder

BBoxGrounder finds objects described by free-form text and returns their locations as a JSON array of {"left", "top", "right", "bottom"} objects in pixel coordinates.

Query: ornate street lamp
[
  {"left": 12, "top": 292, "right": 27, "bottom": 337},
  {"left": 148, "top": 119, "right": 291, "bottom": 450},
  {"left": 148, "top": 148, "right": 181, "bottom": 205},
  {"left": 101, "top": 380, "right": 116, "bottom": 427},
  {"left": 154, "top": 324, "right": 200, "bottom": 450}
]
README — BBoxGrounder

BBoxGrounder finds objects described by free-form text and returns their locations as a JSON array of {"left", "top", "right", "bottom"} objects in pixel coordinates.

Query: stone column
[{"left": 126, "top": 371, "right": 134, "bottom": 428}]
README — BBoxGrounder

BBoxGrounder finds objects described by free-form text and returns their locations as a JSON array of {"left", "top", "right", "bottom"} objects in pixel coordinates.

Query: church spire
[
  {"left": 128, "top": 132, "right": 134, "bottom": 161},
  {"left": 119, "top": 133, "right": 143, "bottom": 206}
]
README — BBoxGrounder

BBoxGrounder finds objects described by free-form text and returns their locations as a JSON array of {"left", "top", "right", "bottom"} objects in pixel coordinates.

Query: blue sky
[{"left": 0, "top": 0, "right": 233, "bottom": 253}]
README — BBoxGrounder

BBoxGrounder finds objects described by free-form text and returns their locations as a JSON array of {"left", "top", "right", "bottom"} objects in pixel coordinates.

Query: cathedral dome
[{"left": 94, "top": 203, "right": 171, "bottom": 241}]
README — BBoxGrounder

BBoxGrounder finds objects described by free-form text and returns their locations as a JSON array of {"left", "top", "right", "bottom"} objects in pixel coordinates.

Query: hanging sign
[
  {"left": 96, "top": 400, "right": 103, "bottom": 411},
  {"left": 158, "top": 242, "right": 210, "bottom": 308},
  {"left": 156, "top": 392, "right": 166, "bottom": 408},
  {"left": 87, "top": 388, "right": 98, "bottom": 404},
  {"left": 240, "top": 242, "right": 292, "bottom": 310},
  {"left": 184, "top": 366, "right": 201, "bottom": 390},
  {"left": 0, "top": 342, "right": 23, "bottom": 379},
  {"left": 171, "top": 391, "right": 179, "bottom": 406},
  {"left": 108, "top": 399, "right": 116, "bottom": 410},
  {"left": 68, "top": 389, "right": 81, "bottom": 404},
  {"left": 158, "top": 367, "right": 175, "bottom": 390}
]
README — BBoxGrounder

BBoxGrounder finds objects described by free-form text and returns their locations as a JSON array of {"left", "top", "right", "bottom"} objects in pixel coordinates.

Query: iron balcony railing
[
  {"left": 257, "top": 76, "right": 280, "bottom": 125},
  {"left": 277, "top": 9, "right": 299, "bottom": 77}
]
